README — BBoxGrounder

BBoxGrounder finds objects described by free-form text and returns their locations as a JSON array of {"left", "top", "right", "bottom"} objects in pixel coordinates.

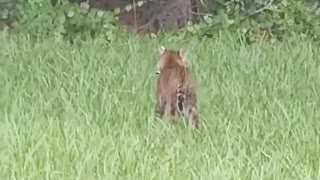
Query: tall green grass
[{"left": 0, "top": 32, "right": 319, "bottom": 179}]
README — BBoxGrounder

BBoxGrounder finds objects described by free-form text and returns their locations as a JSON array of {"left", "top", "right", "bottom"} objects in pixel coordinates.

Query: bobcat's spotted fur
[{"left": 155, "top": 46, "right": 199, "bottom": 129}]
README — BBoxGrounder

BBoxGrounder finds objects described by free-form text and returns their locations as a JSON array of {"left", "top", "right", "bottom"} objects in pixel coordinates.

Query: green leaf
[
  {"left": 67, "top": 11, "right": 74, "bottom": 18},
  {"left": 204, "top": 15, "right": 213, "bottom": 24},
  {"left": 97, "top": 10, "right": 104, "bottom": 17},
  {"left": 80, "top": 2, "right": 90, "bottom": 10}
]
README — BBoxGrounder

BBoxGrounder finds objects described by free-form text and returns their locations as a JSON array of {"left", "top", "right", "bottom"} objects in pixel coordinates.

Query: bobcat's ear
[
  {"left": 179, "top": 49, "right": 188, "bottom": 62},
  {"left": 159, "top": 46, "right": 166, "bottom": 55}
]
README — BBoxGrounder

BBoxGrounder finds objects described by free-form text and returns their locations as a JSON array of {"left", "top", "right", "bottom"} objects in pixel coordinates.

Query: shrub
[
  {"left": 11, "top": 0, "right": 118, "bottom": 42},
  {"left": 184, "top": 0, "right": 320, "bottom": 43},
  {"left": 2, "top": 0, "right": 320, "bottom": 43}
]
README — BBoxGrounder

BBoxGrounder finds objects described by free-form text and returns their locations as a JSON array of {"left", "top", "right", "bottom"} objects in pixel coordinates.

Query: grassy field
[{"left": 0, "top": 32, "right": 319, "bottom": 180}]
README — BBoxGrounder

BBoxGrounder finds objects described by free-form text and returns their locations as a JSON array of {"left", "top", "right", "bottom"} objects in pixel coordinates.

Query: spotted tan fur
[{"left": 155, "top": 46, "right": 199, "bottom": 129}]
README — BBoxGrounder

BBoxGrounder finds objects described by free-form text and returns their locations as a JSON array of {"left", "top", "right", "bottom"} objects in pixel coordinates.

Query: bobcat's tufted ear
[
  {"left": 179, "top": 49, "right": 188, "bottom": 62},
  {"left": 159, "top": 46, "right": 166, "bottom": 55}
]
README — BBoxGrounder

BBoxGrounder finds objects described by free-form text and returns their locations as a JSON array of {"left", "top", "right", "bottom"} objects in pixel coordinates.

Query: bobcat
[{"left": 155, "top": 46, "right": 199, "bottom": 129}]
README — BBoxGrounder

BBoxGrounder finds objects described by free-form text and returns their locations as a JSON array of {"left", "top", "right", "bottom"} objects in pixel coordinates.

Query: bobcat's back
[{"left": 154, "top": 46, "right": 199, "bottom": 129}]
